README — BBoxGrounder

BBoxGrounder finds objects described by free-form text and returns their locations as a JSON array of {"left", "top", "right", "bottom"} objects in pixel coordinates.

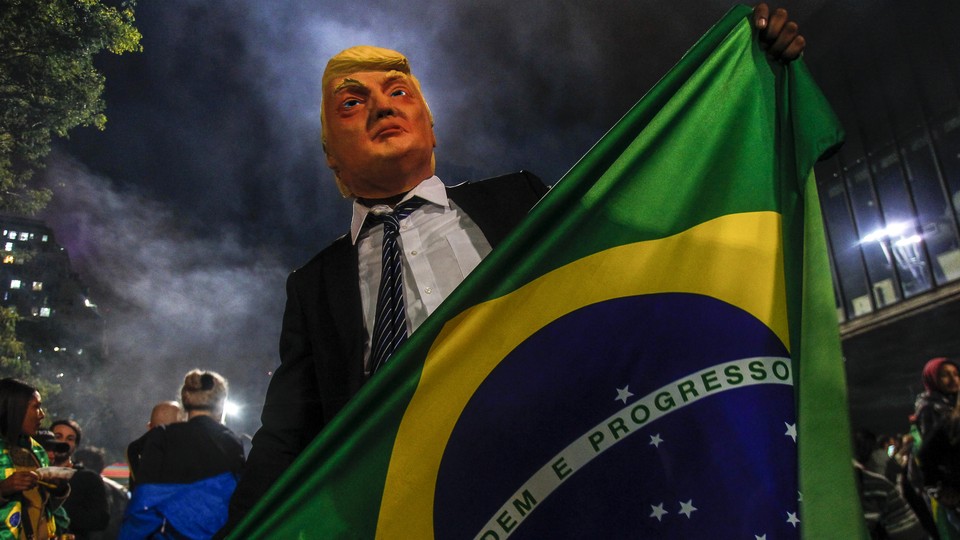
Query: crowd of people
[
  {"left": 1, "top": 359, "right": 956, "bottom": 540},
  {"left": 0, "top": 369, "right": 242, "bottom": 539},
  {"left": 852, "top": 356, "right": 960, "bottom": 540}
]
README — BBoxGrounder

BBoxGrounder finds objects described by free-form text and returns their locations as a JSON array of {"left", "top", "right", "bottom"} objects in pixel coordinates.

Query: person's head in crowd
[
  {"left": 181, "top": 369, "right": 229, "bottom": 422},
  {"left": 320, "top": 45, "right": 436, "bottom": 200},
  {"left": 0, "top": 377, "right": 44, "bottom": 446},
  {"left": 73, "top": 446, "right": 106, "bottom": 473},
  {"left": 853, "top": 429, "right": 878, "bottom": 466},
  {"left": 35, "top": 429, "right": 70, "bottom": 466},
  {"left": 900, "top": 433, "right": 914, "bottom": 449},
  {"left": 148, "top": 400, "right": 186, "bottom": 430},
  {"left": 49, "top": 418, "right": 82, "bottom": 456},
  {"left": 922, "top": 357, "right": 960, "bottom": 396}
]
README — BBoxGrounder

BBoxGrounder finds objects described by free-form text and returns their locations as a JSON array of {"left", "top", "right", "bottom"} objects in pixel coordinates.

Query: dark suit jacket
[{"left": 223, "top": 171, "right": 548, "bottom": 528}]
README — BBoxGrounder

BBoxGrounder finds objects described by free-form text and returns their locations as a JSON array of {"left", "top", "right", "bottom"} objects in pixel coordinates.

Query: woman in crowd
[
  {"left": 911, "top": 357, "right": 960, "bottom": 538},
  {"left": 914, "top": 357, "right": 960, "bottom": 439},
  {"left": 120, "top": 370, "right": 244, "bottom": 540},
  {"left": 0, "top": 378, "right": 70, "bottom": 539}
]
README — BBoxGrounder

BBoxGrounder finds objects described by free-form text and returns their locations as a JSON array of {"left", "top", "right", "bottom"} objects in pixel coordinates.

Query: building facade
[
  {"left": 0, "top": 215, "right": 103, "bottom": 370},
  {"left": 805, "top": 0, "right": 960, "bottom": 434}
]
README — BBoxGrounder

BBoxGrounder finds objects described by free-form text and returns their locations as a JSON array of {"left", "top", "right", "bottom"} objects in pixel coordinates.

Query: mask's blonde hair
[{"left": 320, "top": 45, "right": 435, "bottom": 197}]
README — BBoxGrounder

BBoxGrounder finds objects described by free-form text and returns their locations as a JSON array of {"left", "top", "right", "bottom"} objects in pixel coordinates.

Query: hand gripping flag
[{"left": 230, "top": 5, "right": 861, "bottom": 539}]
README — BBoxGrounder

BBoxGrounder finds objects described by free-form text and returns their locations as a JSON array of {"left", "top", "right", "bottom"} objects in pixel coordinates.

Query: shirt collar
[{"left": 349, "top": 176, "right": 449, "bottom": 244}]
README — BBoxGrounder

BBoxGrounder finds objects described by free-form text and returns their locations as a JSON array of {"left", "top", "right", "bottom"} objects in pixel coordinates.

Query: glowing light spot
[{"left": 224, "top": 400, "right": 241, "bottom": 417}]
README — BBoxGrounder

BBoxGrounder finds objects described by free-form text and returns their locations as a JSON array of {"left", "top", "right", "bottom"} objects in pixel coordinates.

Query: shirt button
[
  {"left": 424, "top": 287, "right": 433, "bottom": 294},
  {"left": 411, "top": 250, "right": 418, "bottom": 256}
]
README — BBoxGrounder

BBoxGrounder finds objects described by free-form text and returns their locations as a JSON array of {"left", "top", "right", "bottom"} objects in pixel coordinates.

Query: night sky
[{"left": 34, "top": 1, "right": 822, "bottom": 448}]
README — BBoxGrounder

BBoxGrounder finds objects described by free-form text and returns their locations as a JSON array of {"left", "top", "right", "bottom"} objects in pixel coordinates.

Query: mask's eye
[
  {"left": 342, "top": 98, "right": 361, "bottom": 109},
  {"left": 390, "top": 89, "right": 408, "bottom": 97}
]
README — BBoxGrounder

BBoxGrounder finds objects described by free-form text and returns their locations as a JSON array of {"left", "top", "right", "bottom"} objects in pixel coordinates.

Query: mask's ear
[{"left": 326, "top": 152, "right": 340, "bottom": 175}]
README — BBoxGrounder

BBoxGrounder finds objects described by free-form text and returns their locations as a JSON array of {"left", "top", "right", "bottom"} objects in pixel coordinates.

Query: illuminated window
[
  {"left": 41, "top": 235, "right": 48, "bottom": 242},
  {"left": 4, "top": 243, "right": 11, "bottom": 252},
  {"left": 30, "top": 307, "right": 38, "bottom": 316},
  {"left": 18, "top": 233, "right": 27, "bottom": 241},
  {"left": 2, "top": 256, "right": 12, "bottom": 264},
  {"left": 9, "top": 280, "right": 21, "bottom": 289},
  {"left": 7, "top": 232, "right": 15, "bottom": 240},
  {"left": 28, "top": 234, "right": 33, "bottom": 240},
  {"left": 39, "top": 307, "right": 51, "bottom": 317},
  {"left": 31, "top": 282, "right": 42, "bottom": 291}
]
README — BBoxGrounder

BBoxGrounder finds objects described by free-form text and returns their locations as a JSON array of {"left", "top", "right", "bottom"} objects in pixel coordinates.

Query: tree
[
  {"left": 0, "top": 306, "right": 28, "bottom": 378},
  {"left": 0, "top": 0, "right": 142, "bottom": 215},
  {"left": 0, "top": 306, "right": 59, "bottom": 398}
]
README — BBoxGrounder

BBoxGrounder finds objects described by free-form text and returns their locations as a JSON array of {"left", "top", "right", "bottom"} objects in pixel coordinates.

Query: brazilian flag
[{"left": 231, "top": 5, "right": 861, "bottom": 538}]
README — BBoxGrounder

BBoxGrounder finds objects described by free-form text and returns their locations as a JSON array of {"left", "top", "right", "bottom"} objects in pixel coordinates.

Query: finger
[
  {"left": 753, "top": 3, "right": 770, "bottom": 30},
  {"left": 763, "top": 8, "right": 789, "bottom": 45},
  {"left": 781, "top": 35, "right": 806, "bottom": 61},
  {"left": 768, "top": 21, "right": 800, "bottom": 58}
]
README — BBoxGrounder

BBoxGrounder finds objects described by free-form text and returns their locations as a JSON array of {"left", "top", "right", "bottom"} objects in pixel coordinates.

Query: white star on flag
[
  {"left": 784, "top": 422, "right": 797, "bottom": 442},
  {"left": 678, "top": 500, "right": 697, "bottom": 519},
  {"left": 615, "top": 386, "right": 634, "bottom": 404},
  {"left": 649, "top": 433, "right": 663, "bottom": 448},
  {"left": 649, "top": 503, "right": 667, "bottom": 522},
  {"left": 755, "top": 535, "right": 767, "bottom": 540},
  {"left": 786, "top": 511, "right": 800, "bottom": 528}
]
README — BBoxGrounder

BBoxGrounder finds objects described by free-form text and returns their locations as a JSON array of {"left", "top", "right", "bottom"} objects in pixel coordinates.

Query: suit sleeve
[{"left": 223, "top": 270, "right": 325, "bottom": 531}]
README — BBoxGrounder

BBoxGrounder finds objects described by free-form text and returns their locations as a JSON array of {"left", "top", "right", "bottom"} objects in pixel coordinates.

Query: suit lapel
[{"left": 321, "top": 236, "right": 367, "bottom": 392}]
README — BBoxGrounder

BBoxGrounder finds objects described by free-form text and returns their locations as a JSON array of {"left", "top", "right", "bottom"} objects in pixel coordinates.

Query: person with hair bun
[{"left": 119, "top": 370, "right": 244, "bottom": 540}]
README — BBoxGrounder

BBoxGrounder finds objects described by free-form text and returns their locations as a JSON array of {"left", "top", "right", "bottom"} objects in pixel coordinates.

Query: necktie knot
[{"left": 364, "top": 198, "right": 426, "bottom": 233}]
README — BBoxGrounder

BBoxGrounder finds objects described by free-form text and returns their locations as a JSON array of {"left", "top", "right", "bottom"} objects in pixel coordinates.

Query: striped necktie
[{"left": 366, "top": 198, "right": 425, "bottom": 374}]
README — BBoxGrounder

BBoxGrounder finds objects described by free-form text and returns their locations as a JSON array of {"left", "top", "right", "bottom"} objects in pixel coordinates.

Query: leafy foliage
[
  {"left": 0, "top": 306, "right": 27, "bottom": 377},
  {"left": 0, "top": 0, "right": 142, "bottom": 214},
  {"left": 0, "top": 306, "right": 59, "bottom": 399}
]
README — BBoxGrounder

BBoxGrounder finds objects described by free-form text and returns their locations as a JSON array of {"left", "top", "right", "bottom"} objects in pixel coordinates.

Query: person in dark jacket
[
  {"left": 72, "top": 447, "right": 128, "bottom": 540},
  {"left": 120, "top": 370, "right": 244, "bottom": 540},
  {"left": 910, "top": 357, "right": 960, "bottom": 538},
  {"left": 49, "top": 419, "right": 109, "bottom": 539},
  {"left": 126, "top": 401, "right": 186, "bottom": 492},
  {"left": 914, "top": 357, "right": 960, "bottom": 439},
  {"left": 221, "top": 6, "right": 807, "bottom": 535}
]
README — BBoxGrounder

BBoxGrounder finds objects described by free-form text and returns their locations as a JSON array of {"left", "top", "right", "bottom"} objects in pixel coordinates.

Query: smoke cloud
[{"left": 39, "top": 153, "right": 286, "bottom": 447}]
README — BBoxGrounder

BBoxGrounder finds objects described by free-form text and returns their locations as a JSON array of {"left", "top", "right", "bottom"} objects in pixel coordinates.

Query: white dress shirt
[{"left": 351, "top": 176, "right": 492, "bottom": 373}]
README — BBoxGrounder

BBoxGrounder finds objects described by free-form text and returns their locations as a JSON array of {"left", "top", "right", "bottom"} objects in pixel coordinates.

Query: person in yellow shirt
[{"left": 0, "top": 379, "right": 70, "bottom": 540}]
